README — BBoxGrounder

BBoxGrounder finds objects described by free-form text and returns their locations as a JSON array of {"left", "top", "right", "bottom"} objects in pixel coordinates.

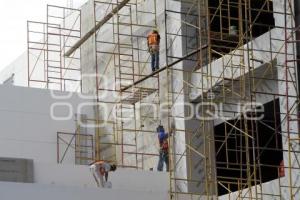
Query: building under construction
[{"left": 0, "top": 0, "right": 299, "bottom": 199}]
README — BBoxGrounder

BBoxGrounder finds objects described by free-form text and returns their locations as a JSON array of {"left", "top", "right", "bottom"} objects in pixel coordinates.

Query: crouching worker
[
  {"left": 157, "top": 125, "right": 171, "bottom": 171},
  {"left": 89, "top": 160, "right": 117, "bottom": 188}
]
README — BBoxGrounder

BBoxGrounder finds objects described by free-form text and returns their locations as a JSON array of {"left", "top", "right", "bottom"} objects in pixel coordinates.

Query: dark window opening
[
  {"left": 214, "top": 99, "right": 283, "bottom": 196},
  {"left": 208, "top": 0, "right": 275, "bottom": 59}
]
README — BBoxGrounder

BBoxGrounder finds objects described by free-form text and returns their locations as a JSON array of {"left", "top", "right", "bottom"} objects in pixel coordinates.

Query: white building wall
[
  {"left": 0, "top": 85, "right": 94, "bottom": 164},
  {"left": 190, "top": 0, "right": 299, "bottom": 198},
  {"left": 0, "top": 180, "right": 168, "bottom": 200},
  {"left": 0, "top": 52, "right": 27, "bottom": 86},
  {"left": 0, "top": 0, "right": 299, "bottom": 198},
  {"left": 0, "top": 84, "right": 169, "bottom": 200},
  {"left": 33, "top": 162, "right": 168, "bottom": 190}
]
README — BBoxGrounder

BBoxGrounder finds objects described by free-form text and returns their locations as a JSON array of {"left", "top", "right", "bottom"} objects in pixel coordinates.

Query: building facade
[{"left": 0, "top": 0, "right": 299, "bottom": 199}]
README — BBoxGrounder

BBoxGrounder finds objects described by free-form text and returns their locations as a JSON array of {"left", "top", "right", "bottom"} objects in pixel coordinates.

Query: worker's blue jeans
[
  {"left": 151, "top": 51, "right": 159, "bottom": 72},
  {"left": 157, "top": 151, "right": 169, "bottom": 171}
]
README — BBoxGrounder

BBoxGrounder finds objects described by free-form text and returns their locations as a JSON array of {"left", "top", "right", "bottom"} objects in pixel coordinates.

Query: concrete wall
[
  {"left": 0, "top": 85, "right": 94, "bottom": 164},
  {"left": 0, "top": 180, "right": 168, "bottom": 200},
  {"left": 0, "top": 52, "right": 27, "bottom": 87},
  {"left": 0, "top": 84, "right": 169, "bottom": 198},
  {"left": 1, "top": 0, "right": 299, "bottom": 198},
  {"left": 218, "top": 178, "right": 289, "bottom": 200},
  {"left": 189, "top": 0, "right": 300, "bottom": 198},
  {"left": 0, "top": 5, "right": 82, "bottom": 91},
  {"left": 79, "top": 0, "right": 184, "bottom": 169},
  {"left": 81, "top": 0, "right": 97, "bottom": 95},
  {"left": 33, "top": 162, "right": 168, "bottom": 190}
]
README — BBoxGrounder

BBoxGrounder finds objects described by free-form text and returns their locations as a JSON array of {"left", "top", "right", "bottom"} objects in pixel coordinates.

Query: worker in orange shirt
[
  {"left": 147, "top": 29, "right": 161, "bottom": 72},
  {"left": 89, "top": 160, "right": 117, "bottom": 188}
]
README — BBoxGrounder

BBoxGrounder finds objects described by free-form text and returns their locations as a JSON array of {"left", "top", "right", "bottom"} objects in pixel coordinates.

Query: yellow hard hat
[{"left": 153, "top": 28, "right": 159, "bottom": 32}]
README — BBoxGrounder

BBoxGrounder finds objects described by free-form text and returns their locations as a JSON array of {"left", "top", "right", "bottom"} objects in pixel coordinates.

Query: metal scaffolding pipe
[
  {"left": 64, "top": 0, "right": 130, "bottom": 57},
  {"left": 295, "top": 0, "right": 300, "bottom": 122},
  {"left": 295, "top": 0, "right": 300, "bottom": 90},
  {"left": 120, "top": 45, "right": 208, "bottom": 92}
]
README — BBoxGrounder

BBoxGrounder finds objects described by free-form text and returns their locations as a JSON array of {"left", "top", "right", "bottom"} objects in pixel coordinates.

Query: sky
[{"left": 0, "top": 0, "right": 87, "bottom": 72}]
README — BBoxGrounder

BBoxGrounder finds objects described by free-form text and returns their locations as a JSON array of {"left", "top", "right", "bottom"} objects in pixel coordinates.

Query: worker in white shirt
[{"left": 89, "top": 160, "right": 117, "bottom": 188}]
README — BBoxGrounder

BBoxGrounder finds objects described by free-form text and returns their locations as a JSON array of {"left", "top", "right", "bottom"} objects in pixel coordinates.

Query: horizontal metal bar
[
  {"left": 65, "top": 0, "right": 130, "bottom": 56},
  {"left": 120, "top": 45, "right": 208, "bottom": 92}
]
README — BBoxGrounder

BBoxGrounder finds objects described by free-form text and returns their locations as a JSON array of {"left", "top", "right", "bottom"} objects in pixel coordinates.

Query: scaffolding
[
  {"left": 162, "top": 0, "right": 300, "bottom": 199},
  {"left": 57, "top": 131, "right": 94, "bottom": 165},
  {"left": 27, "top": 5, "right": 81, "bottom": 91},
  {"left": 92, "top": 0, "right": 160, "bottom": 169},
  {"left": 28, "top": 0, "right": 300, "bottom": 199}
]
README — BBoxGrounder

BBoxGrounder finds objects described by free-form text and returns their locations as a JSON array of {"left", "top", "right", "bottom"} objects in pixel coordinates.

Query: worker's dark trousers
[
  {"left": 151, "top": 51, "right": 159, "bottom": 72},
  {"left": 157, "top": 151, "right": 169, "bottom": 171}
]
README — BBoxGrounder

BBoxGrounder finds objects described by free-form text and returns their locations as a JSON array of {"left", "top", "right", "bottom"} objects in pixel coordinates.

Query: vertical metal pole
[
  {"left": 27, "top": 21, "right": 30, "bottom": 87},
  {"left": 57, "top": 134, "right": 60, "bottom": 164},
  {"left": 164, "top": 0, "right": 172, "bottom": 198},
  {"left": 46, "top": 5, "right": 49, "bottom": 89},
  {"left": 59, "top": 23, "right": 63, "bottom": 91},
  {"left": 44, "top": 23, "right": 47, "bottom": 88},
  {"left": 294, "top": 0, "right": 300, "bottom": 133},
  {"left": 80, "top": 9, "right": 83, "bottom": 92},
  {"left": 94, "top": 0, "right": 100, "bottom": 161},
  {"left": 284, "top": 0, "right": 293, "bottom": 199}
]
